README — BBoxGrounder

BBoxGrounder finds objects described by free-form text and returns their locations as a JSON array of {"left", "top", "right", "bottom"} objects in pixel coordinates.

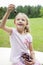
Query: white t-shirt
[{"left": 10, "top": 28, "right": 32, "bottom": 63}]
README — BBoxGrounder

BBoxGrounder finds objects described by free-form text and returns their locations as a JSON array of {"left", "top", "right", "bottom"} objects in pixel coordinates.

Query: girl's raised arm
[{"left": 0, "top": 4, "right": 15, "bottom": 35}]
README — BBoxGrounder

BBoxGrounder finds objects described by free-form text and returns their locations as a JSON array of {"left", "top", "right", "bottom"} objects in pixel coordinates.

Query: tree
[
  {"left": 40, "top": 7, "right": 43, "bottom": 17},
  {"left": 0, "top": 7, "right": 7, "bottom": 19},
  {"left": 16, "top": 6, "right": 23, "bottom": 13}
]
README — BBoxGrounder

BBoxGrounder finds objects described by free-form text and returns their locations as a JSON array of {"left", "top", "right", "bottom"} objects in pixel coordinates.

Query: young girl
[{"left": 0, "top": 4, "right": 41, "bottom": 65}]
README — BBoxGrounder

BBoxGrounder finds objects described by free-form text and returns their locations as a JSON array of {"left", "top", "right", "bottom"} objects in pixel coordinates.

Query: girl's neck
[{"left": 17, "top": 29, "right": 24, "bottom": 35}]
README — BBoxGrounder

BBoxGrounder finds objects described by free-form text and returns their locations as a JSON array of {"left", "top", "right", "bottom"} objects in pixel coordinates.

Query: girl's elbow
[
  {"left": 0, "top": 26, "right": 2, "bottom": 29},
  {"left": 0, "top": 24, "right": 4, "bottom": 29},
  {"left": 0, "top": 24, "right": 2, "bottom": 29},
  {"left": 0, "top": 22, "right": 2, "bottom": 28}
]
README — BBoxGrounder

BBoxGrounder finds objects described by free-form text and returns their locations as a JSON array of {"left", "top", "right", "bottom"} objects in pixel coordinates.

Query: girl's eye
[
  {"left": 17, "top": 18, "right": 20, "bottom": 21},
  {"left": 22, "top": 19, "right": 25, "bottom": 21},
  {"left": 17, "top": 18, "right": 25, "bottom": 21}
]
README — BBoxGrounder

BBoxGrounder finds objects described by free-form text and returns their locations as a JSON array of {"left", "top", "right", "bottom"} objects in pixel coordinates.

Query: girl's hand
[
  {"left": 24, "top": 59, "right": 35, "bottom": 65},
  {"left": 32, "top": 59, "right": 35, "bottom": 64},
  {"left": 7, "top": 4, "right": 15, "bottom": 13}
]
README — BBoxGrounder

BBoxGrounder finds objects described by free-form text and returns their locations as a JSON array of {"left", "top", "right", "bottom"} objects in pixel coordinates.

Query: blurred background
[{"left": 0, "top": 0, "right": 43, "bottom": 52}]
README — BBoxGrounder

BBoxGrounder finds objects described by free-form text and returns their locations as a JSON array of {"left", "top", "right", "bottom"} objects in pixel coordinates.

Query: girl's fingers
[
  {"left": 24, "top": 60, "right": 33, "bottom": 65},
  {"left": 7, "top": 4, "right": 15, "bottom": 12},
  {"left": 32, "top": 59, "right": 35, "bottom": 64},
  {"left": 8, "top": 4, "right": 15, "bottom": 8}
]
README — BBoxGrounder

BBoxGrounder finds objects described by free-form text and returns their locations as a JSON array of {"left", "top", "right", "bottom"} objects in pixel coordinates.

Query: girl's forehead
[{"left": 16, "top": 14, "right": 26, "bottom": 19}]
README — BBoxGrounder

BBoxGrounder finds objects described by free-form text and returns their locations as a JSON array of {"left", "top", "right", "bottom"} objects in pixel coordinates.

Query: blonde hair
[{"left": 14, "top": 13, "right": 30, "bottom": 33}]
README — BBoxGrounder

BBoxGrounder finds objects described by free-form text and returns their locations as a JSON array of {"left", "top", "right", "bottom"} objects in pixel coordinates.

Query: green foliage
[
  {"left": 0, "top": 7, "right": 7, "bottom": 19},
  {"left": 16, "top": 6, "right": 24, "bottom": 13},
  {"left": 40, "top": 7, "right": 43, "bottom": 17},
  {"left": 0, "top": 5, "right": 43, "bottom": 19}
]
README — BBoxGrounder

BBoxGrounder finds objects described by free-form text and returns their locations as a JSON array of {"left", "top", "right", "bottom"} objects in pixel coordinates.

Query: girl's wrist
[{"left": 7, "top": 9, "right": 11, "bottom": 14}]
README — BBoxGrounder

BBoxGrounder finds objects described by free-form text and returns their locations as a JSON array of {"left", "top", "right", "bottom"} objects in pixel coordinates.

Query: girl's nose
[{"left": 19, "top": 19, "right": 22, "bottom": 23}]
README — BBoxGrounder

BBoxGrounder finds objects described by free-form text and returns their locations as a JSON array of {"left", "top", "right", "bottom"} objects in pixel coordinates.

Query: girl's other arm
[
  {"left": 29, "top": 43, "right": 35, "bottom": 59},
  {"left": 24, "top": 43, "right": 35, "bottom": 65},
  {"left": 29, "top": 43, "right": 35, "bottom": 64},
  {"left": 0, "top": 4, "right": 15, "bottom": 35}
]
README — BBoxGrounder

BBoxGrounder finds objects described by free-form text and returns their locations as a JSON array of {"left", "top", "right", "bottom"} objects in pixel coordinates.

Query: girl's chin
[{"left": 17, "top": 26, "right": 24, "bottom": 29}]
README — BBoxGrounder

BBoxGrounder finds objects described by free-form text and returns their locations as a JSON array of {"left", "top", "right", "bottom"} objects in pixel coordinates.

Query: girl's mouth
[{"left": 17, "top": 23, "right": 23, "bottom": 26}]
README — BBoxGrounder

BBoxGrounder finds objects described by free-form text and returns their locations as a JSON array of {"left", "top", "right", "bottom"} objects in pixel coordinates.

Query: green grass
[
  {"left": 30, "top": 18, "right": 43, "bottom": 52},
  {"left": 0, "top": 19, "right": 15, "bottom": 47},
  {"left": 0, "top": 18, "right": 43, "bottom": 52}
]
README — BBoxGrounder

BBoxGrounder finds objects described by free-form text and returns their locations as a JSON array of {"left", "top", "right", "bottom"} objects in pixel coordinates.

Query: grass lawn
[{"left": 0, "top": 18, "right": 43, "bottom": 52}]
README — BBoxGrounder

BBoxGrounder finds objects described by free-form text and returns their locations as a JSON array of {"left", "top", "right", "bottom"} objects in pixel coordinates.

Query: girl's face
[{"left": 14, "top": 14, "right": 27, "bottom": 33}]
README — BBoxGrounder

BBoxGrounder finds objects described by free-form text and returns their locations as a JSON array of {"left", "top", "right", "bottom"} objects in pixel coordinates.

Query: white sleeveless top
[{"left": 10, "top": 28, "right": 32, "bottom": 63}]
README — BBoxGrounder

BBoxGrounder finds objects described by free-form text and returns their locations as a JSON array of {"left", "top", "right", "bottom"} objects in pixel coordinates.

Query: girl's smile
[{"left": 17, "top": 23, "right": 24, "bottom": 26}]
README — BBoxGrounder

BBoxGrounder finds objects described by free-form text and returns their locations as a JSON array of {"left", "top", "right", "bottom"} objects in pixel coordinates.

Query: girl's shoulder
[
  {"left": 26, "top": 33, "right": 33, "bottom": 42},
  {"left": 10, "top": 27, "right": 16, "bottom": 36},
  {"left": 11, "top": 27, "right": 16, "bottom": 32},
  {"left": 26, "top": 33, "right": 32, "bottom": 37},
  {"left": 11, "top": 27, "right": 16, "bottom": 30}
]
